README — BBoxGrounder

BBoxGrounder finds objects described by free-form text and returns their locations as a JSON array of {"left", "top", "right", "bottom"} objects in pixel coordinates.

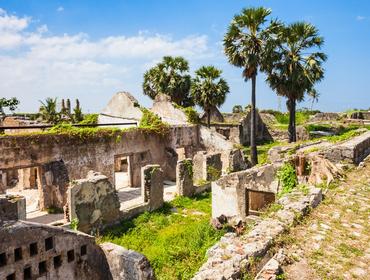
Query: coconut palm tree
[
  {"left": 265, "top": 22, "right": 327, "bottom": 142},
  {"left": 308, "top": 89, "right": 320, "bottom": 110},
  {"left": 191, "top": 66, "right": 229, "bottom": 128},
  {"left": 143, "top": 56, "right": 192, "bottom": 106},
  {"left": 39, "top": 97, "right": 60, "bottom": 124},
  {"left": 223, "top": 7, "right": 280, "bottom": 165}
]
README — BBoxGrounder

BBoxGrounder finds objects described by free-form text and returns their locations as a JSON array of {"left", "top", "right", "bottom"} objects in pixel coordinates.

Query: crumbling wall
[
  {"left": 0, "top": 126, "right": 201, "bottom": 188},
  {"left": 67, "top": 171, "right": 120, "bottom": 234},
  {"left": 323, "top": 130, "right": 370, "bottom": 164},
  {"left": 100, "top": 242, "right": 155, "bottom": 280},
  {"left": 212, "top": 163, "right": 281, "bottom": 221},
  {"left": 0, "top": 195, "right": 26, "bottom": 222},
  {"left": 193, "top": 152, "right": 222, "bottom": 185},
  {"left": 176, "top": 159, "right": 194, "bottom": 197},
  {"left": 0, "top": 220, "right": 112, "bottom": 280}
]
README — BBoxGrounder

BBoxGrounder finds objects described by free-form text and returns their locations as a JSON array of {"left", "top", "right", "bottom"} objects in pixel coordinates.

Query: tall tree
[
  {"left": 224, "top": 7, "right": 280, "bottom": 165},
  {"left": 39, "top": 97, "right": 59, "bottom": 124},
  {"left": 191, "top": 66, "right": 229, "bottom": 128},
  {"left": 143, "top": 56, "right": 192, "bottom": 106},
  {"left": 265, "top": 22, "right": 327, "bottom": 142},
  {"left": 0, "top": 97, "right": 19, "bottom": 114},
  {"left": 308, "top": 89, "right": 320, "bottom": 110}
]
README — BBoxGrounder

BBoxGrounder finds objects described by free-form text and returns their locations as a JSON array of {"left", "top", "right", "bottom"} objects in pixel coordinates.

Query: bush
[
  {"left": 183, "top": 107, "right": 200, "bottom": 124},
  {"left": 277, "top": 163, "right": 298, "bottom": 197},
  {"left": 79, "top": 114, "right": 98, "bottom": 125},
  {"left": 139, "top": 108, "right": 170, "bottom": 135}
]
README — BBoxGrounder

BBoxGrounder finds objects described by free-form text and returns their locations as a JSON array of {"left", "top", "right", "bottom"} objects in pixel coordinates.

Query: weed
[
  {"left": 70, "top": 218, "right": 79, "bottom": 231},
  {"left": 277, "top": 163, "right": 298, "bottom": 198}
]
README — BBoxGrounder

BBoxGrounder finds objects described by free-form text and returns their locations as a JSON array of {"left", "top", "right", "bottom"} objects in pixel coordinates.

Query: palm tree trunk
[
  {"left": 250, "top": 74, "right": 258, "bottom": 165},
  {"left": 207, "top": 107, "right": 211, "bottom": 128},
  {"left": 287, "top": 97, "right": 297, "bottom": 142}
]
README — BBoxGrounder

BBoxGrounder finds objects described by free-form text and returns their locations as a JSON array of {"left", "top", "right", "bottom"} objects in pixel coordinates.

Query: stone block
[
  {"left": 141, "top": 165, "right": 164, "bottom": 211},
  {"left": 176, "top": 159, "right": 194, "bottom": 197},
  {"left": 100, "top": 242, "right": 155, "bottom": 280},
  {"left": 0, "top": 194, "right": 26, "bottom": 221},
  {"left": 227, "top": 149, "right": 249, "bottom": 172},
  {"left": 68, "top": 171, "right": 120, "bottom": 233}
]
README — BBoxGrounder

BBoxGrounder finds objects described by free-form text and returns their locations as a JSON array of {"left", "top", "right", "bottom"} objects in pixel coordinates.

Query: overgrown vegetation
[
  {"left": 277, "top": 162, "right": 298, "bottom": 198},
  {"left": 243, "top": 141, "right": 282, "bottom": 165},
  {"left": 139, "top": 108, "right": 170, "bottom": 135},
  {"left": 183, "top": 106, "right": 200, "bottom": 124},
  {"left": 261, "top": 109, "right": 319, "bottom": 127},
  {"left": 100, "top": 192, "right": 225, "bottom": 280},
  {"left": 79, "top": 113, "right": 99, "bottom": 125}
]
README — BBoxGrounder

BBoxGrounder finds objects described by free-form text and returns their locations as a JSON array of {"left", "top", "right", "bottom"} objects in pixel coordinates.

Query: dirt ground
[{"left": 281, "top": 160, "right": 370, "bottom": 280}]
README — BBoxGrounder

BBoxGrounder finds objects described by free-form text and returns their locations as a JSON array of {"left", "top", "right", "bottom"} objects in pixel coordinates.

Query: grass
[
  {"left": 243, "top": 141, "right": 283, "bottom": 165},
  {"left": 99, "top": 192, "right": 225, "bottom": 280}
]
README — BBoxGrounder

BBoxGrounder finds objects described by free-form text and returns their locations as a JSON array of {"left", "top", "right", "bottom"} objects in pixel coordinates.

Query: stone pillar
[
  {"left": 141, "top": 165, "right": 163, "bottom": 211},
  {"left": 227, "top": 149, "right": 249, "bottom": 173},
  {"left": 193, "top": 152, "right": 222, "bottom": 185},
  {"left": 0, "top": 195, "right": 26, "bottom": 222},
  {"left": 176, "top": 159, "right": 194, "bottom": 197}
]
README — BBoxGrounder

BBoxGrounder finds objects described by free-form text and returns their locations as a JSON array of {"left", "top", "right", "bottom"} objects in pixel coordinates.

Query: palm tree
[
  {"left": 265, "top": 22, "right": 327, "bottom": 142},
  {"left": 308, "top": 89, "right": 320, "bottom": 110},
  {"left": 191, "top": 66, "right": 229, "bottom": 128},
  {"left": 223, "top": 7, "right": 280, "bottom": 165},
  {"left": 143, "top": 56, "right": 192, "bottom": 106},
  {"left": 39, "top": 97, "right": 60, "bottom": 124}
]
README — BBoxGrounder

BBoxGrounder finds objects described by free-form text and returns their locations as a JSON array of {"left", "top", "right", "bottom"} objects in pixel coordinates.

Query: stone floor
[{"left": 281, "top": 161, "right": 370, "bottom": 280}]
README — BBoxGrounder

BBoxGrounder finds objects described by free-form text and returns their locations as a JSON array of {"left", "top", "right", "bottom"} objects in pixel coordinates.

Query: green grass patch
[
  {"left": 243, "top": 141, "right": 282, "bottom": 165},
  {"left": 100, "top": 192, "right": 225, "bottom": 280}
]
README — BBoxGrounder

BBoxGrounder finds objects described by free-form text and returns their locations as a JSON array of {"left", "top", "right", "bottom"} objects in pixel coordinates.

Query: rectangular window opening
[
  {"left": 0, "top": 252, "right": 7, "bottom": 267},
  {"left": 53, "top": 255, "right": 62, "bottom": 269},
  {"left": 14, "top": 247, "right": 22, "bottom": 262},
  {"left": 45, "top": 237, "right": 53, "bottom": 251},
  {"left": 24, "top": 267, "right": 32, "bottom": 280},
  {"left": 80, "top": 245, "right": 87, "bottom": 256},
  {"left": 6, "top": 273, "right": 15, "bottom": 280},
  {"left": 67, "top": 249, "right": 75, "bottom": 263},
  {"left": 30, "top": 242, "right": 38, "bottom": 256},
  {"left": 38, "top": 261, "right": 47, "bottom": 275}
]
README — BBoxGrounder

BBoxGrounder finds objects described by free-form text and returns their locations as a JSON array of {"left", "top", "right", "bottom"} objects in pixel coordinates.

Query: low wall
[{"left": 323, "top": 130, "right": 370, "bottom": 164}]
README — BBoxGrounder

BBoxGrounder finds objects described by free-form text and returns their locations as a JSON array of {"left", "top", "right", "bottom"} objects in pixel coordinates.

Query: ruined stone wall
[
  {"left": 0, "top": 126, "right": 201, "bottom": 188},
  {"left": 323, "top": 130, "right": 370, "bottom": 164},
  {"left": 0, "top": 221, "right": 112, "bottom": 280}
]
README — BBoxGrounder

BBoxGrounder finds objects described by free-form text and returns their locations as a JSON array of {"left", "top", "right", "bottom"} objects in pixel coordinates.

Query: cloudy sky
[{"left": 0, "top": 0, "right": 369, "bottom": 113}]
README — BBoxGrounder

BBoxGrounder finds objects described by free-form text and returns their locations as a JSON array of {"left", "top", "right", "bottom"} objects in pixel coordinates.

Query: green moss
[
  {"left": 100, "top": 192, "right": 224, "bottom": 280},
  {"left": 207, "top": 165, "right": 221, "bottom": 181},
  {"left": 182, "top": 159, "right": 193, "bottom": 178}
]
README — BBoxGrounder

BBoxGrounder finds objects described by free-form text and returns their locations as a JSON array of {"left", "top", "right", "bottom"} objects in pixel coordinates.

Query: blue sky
[{"left": 0, "top": 0, "right": 369, "bottom": 113}]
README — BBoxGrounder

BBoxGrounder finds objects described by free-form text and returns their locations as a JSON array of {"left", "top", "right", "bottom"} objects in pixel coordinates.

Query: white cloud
[
  {"left": 356, "top": 15, "right": 366, "bottom": 21},
  {"left": 57, "top": 6, "right": 64, "bottom": 12},
  {"left": 0, "top": 8, "right": 213, "bottom": 112}
]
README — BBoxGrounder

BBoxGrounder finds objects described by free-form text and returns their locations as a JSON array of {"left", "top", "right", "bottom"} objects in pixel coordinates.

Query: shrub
[
  {"left": 183, "top": 107, "right": 200, "bottom": 124},
  {"left": 277, "top": 163, "right": 298, "bottom": 197},
  {"left": 79, "top": 113, "right": 98, "bottom": 125}
]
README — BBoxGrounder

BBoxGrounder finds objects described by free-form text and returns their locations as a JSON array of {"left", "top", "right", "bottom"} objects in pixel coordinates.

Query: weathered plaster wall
[{"left": 0, "top": 126, "right": 201, "bottom": 188}]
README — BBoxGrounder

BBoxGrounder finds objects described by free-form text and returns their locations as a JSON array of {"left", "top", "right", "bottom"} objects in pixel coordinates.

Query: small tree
[
  {"left": 232, "top": 105, "right": 243, "bottom": 113},
  {"left": 39, "top": 98, "right": 60, "bottom": 124},
  {"left": 73, "top": 99, "right": 83, "bottom": 123},
  {"left": 0, "top": 97, "right": 19, "bottom": 114},
  {"left": 143, "top": 56, "right": 192, "bottom": 106},
  {"left": 191, "top": 66, "right": 229, "bottom": 128}
]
